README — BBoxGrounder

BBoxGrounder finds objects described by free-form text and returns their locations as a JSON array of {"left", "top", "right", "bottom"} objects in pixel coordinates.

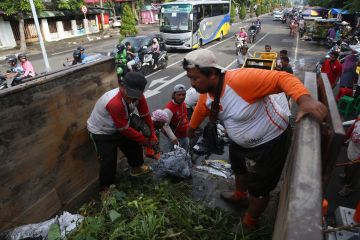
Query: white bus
[{"left": 159, "top": 0, "right": 230, "bottom": 50}]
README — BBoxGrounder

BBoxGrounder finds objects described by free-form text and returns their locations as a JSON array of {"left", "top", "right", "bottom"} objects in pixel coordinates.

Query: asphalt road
[{"left": 2, "top": 15, "right": 329, "bottom": 110}]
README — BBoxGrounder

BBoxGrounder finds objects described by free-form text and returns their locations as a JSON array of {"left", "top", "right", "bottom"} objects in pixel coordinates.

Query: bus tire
[{"left": 219, "top": 31, "right": 223, "bottom": 41}]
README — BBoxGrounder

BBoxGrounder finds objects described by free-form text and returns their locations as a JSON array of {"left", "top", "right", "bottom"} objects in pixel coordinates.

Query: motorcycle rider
[
  {"left": 17, "top": 53, "right": 35, "bottom": 82},
  {"left": 6, "top": 55, "right": 24, "bottom": 80},
  {"left": 71, "top": 50, "right": 82, "bottom": 65},
  {"left": 255, "top": 18, "right": 261, "bottom": 32},
  {"left": 248, "top": 23, "right": 257, "bottom": 42},
  {"left": 125, "top": 42, "right": 137, "bottom": 72},
  {"left": 115, "top": 43, "right": 128, "bottom": 78},
  {"left": 151, "top": 37, "right": 160, "bottom": 70},
  {"left": 77, "top": 46, "right": 87, "bottom": 60},
  {"left": 236, "top": 27, "right": 248, "bottom": 43}
]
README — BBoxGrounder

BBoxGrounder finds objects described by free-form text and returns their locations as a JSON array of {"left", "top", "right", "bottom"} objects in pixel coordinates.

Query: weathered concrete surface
[{"left": 0, "top": 58, "right": 118, "bottom": 230}]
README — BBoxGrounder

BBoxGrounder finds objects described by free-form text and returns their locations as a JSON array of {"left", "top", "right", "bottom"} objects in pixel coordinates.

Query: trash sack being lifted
[
  {"left": 153, "top": 146, "right": 192, "bottom": 179},
  {"left": 0, "top": 211, "right": 83, "bottom": 240}
]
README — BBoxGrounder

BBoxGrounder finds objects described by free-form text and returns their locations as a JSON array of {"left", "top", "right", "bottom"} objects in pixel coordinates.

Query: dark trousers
[{"left": 90, "top": 132, "right": 144, "bottom": 188}]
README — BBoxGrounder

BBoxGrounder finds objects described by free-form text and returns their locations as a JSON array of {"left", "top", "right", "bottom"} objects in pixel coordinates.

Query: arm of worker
[
  {"left": 137, "top": 95, "right": 158, "bottom": 146},
  {"left": 163, "top": 108, "right": 178, "bottom": 145},
  {"left": 228, "top": 68, "right": 327, "bottom": 122},
  {"left": 188, "top": 94, "right": 210, "bottom": 138},
  {"left": 106, "top": 103, "right": 148, "bottom": 145}
]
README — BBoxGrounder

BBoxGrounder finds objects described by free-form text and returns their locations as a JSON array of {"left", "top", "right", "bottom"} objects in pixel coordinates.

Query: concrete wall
[
  {"left": 0, "top": 17, "right": 16, "bottom": 49},
  {"left": 0, "top": 57, "right": 118, "bottom": 231}
]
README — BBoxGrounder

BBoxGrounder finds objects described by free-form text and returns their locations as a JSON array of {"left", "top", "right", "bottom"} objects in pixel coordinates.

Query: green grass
[{"left": 67, "top": 176, "right": 272, "bottom": 240}]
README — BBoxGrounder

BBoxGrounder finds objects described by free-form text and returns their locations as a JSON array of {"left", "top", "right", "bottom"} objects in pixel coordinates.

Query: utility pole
[
  {"left": 99, "top": 0, "right": 105, "bottom": 30},
  {"left": 29, "top": 0, "right": 51, "bottom": 72}
]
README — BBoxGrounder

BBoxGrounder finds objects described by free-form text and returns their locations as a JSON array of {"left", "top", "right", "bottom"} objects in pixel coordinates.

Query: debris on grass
[{"left": 67, "top": 176, "right": 272, "bottom": 240}]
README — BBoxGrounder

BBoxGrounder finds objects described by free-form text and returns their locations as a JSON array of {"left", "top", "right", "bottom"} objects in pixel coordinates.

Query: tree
[
  {"left": 57, "top": 0, "right": 84, "bottom": 10},
  {"left": 239, "top": 3, "right": 246, "bottom": 20},
  {"left": 230, "top": 1, "right": 236, "bottom": 24},
  {"left": 0, "top": 0, "right": 44, "bottom": 51},
  {"left": 255, "top": 5, "right": 261, "bottom": 17},
  {"left": 120, "top": 4, "right": 137, "bottom": 40},
  {"left": 103, "top": 0, "right": 117, "bottom": 22}
]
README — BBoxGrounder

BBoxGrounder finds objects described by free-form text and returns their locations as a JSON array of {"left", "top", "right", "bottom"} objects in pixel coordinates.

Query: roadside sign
[{"left": 81, "top": 5, "right": 87, "bottom": 14}]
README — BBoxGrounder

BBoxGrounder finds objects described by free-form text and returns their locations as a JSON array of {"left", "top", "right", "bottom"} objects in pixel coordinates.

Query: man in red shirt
[
  {"left": 321, "top": 51, "right": 342, "bottom": 88},
  {"left": 87, "top": 72, "right": 158, "bottom": 189},
  {"left": 163, "top": 84, "right": 189, "bottom": 151}
]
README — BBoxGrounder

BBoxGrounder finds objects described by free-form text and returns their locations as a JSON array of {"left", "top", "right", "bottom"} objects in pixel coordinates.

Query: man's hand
[
  {"left": 171, "top": 138, "right": 179, "bottom": 146},
  {"left": 188, "top": 127, "right": 196, "bottom": 138},
  {"left": 296, "top": 95, "right": 328, "bottom": 123}
]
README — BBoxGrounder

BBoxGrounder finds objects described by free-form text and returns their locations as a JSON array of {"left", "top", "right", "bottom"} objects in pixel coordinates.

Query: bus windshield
[{"left": 160, "top": 4, "right": 192, "bottom": 33}]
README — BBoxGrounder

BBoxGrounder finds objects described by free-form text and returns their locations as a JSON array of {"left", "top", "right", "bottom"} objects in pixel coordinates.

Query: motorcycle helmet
[
  {"left": 6, "top": 55, "right": 17, "bottom": 65},
  {"left": 17, "top": 53, "right": 27, "bottom": 61},
  {"left": 73, "top": 50, "right": 81, "bottom": 59},
  {"left": 77, "top": 46, "right": 85, "bottom": 52},
  {"left": 117, "top": 43, "right": 125, "bottom": 52},
  {"left": 117, "top": 66, "right": 124, "bottom": 75}
]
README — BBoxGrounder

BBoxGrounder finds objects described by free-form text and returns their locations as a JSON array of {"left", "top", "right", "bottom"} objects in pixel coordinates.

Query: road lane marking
[
  {"left": 144, "top": 72, "right": 187, "bottom": 98},
  {"left": 225, "top": 32, "right": 271, "bottom": 69},
  {"left": 149, "top": 76, "right": 169, "bottom": 88},
  {"left": 292, "top": 34, "right": 299, "bottom": 66}
]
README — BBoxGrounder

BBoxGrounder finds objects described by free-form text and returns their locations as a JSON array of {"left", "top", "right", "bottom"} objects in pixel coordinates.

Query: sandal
[{"left": 130, "top": 164, "right": 152, "bottom": 177}]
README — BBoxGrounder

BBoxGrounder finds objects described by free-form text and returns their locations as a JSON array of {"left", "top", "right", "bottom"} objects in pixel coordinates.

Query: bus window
[
  {"left": 223, "top": 4, "right": 229, "bottom": 14},
  {"left": 213, "top": 4, "right": 223, "bottom": 16},
  {"left": 204, "top": 5, "right": 212, "bottom": 18}
]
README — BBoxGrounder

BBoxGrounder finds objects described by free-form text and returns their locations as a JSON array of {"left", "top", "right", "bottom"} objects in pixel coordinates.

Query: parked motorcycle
[
  {"left": 141, "top": 49, "right": 168, "bottom": 76},
  {"left": 249, "top": 30, "right": 256, "bottom": 44}
]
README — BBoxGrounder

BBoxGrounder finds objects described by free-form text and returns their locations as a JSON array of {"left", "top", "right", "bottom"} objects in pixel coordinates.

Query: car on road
[
  {"left": 273, "top": 11, "right": 283, "bottom": 21},
  {"left": 110, "top": 17, "right": 121, "bottom": 28},
  {"left": 119, "top": 34, "right": 166, "bottom": 54}
]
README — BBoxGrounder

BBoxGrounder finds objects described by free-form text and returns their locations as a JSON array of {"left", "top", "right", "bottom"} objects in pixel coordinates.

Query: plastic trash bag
[
  {"left": 1, "top": 211, "right": 83, "bottom": 240},
  {"left": 153, "top": 146, "right": 192, "bottom": 179}
]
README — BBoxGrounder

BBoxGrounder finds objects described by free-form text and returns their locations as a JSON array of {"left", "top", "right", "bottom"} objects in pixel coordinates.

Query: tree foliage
[
  {"left": 0, "top": 0, "right": 44, "bottom": 16},
  {"left": 255, "top": 5, "right": 261, "bottom": 17},
  {"left": 120, "top": 4, "right": 138, "bottom": 39},
  {"left": 230, "top": 1, "right": 236, "bottom": 24},
  {"left": 56, "top": 0, "right": 84, "bottom": 10},
  {"left": 239, "top": 3, "right": 246, "bottom": 20}
]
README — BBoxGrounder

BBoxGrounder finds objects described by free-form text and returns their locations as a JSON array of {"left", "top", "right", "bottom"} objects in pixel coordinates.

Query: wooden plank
[
  {"left": 318, "top": 73, "right": 345, "bottom": 187},
  {"left": 273, "top": 72, "right": 322, "bottom": 240}
]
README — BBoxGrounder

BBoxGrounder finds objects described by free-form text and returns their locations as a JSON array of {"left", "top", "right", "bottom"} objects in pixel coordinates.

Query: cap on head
[
  {"left": 182, "top": 49, "right": 226, "bottom": 71},
  {"left": 173, "top": 84, "right": 186, "bottom": 93},
  {"left": 122, "top": 72, "right": 147, "bottom": 99}
]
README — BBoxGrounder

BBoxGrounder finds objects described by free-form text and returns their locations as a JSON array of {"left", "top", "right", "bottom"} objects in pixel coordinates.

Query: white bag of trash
[
  {"left": 153, "top": 146, "right": 192, "bottom": 179},
  {"left": 0, "top": 211, "right": 83, "bottom": 240}
]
